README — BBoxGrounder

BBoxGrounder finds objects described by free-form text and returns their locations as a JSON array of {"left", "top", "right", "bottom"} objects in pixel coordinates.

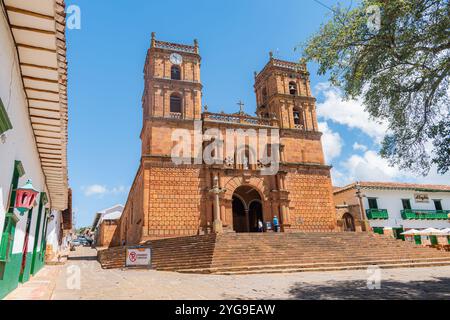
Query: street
[{"left": 4, "top": 247, "right": 450, "bottom": 300}]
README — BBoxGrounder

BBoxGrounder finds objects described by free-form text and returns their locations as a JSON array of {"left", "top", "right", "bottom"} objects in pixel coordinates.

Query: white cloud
[
  {"left": 82, "top": 184, "right": 129, "bottom": 197},
  {"left": 315, "top": 83, "right": 388, "bottom": 142},
  {"left": 352, "top": 142, "right": 368, "bottom": 152},
  {"left": 341, "top": 150, "right": 406, "bottom": 183},
  {"left": 83, "top": 184, "right": 107, "bottom": 196},
  {"left": 318, "top": 122, "right": 343, "bottom": 163},
  {"left": 334, "top": 149, "right": 450, "bottom": 186}
]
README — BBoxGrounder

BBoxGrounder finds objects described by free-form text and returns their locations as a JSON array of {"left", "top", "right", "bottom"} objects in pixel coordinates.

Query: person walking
[{"left": 257, "top": 219, "right": 264, "bottom": 232}]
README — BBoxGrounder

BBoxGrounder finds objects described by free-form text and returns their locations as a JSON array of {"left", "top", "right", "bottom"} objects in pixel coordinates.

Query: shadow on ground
[{"left": 287, "top": 277, "right": 450, "bottom": 300}]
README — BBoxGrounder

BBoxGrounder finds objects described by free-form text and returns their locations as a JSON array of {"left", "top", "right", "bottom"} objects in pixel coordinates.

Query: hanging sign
[
  {"left": 125, "top": 246, "right": 151, "bottom": 268},
  {"left": 414, "top": 193, "right": 429, "bottom": 203}
]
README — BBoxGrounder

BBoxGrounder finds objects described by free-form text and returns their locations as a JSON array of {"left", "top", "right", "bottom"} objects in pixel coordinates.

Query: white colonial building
[
  {"left": 334, "top": 182, "right": 450, "bottom": 239},
  {"left": 0, "top": 0, "right": 69, "bottom": 299}
]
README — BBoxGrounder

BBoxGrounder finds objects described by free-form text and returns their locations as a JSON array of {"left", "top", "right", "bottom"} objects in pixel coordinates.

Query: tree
[{"left": 303, "top": 0, "right": 450, "bottom": 174}]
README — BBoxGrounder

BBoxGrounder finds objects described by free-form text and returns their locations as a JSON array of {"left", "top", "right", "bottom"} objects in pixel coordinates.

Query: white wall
[
  {"left": 363, "top": 189, "right": 450, "bottom": 229},
  {"left": 46, "top": 210, "right": 61, "bottom": 254},
  {"left": 0, "top": 10, "right": 49, "bottom": 255}
]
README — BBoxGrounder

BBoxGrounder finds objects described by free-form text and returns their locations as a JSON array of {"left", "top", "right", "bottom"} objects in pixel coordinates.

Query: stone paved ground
[{"left": 7, "top": 247, "right": 450, "bottom": 300}]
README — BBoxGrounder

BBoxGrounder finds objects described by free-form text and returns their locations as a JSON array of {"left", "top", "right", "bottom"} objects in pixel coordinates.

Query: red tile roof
[{"left": 334, "top": 181, "right": 450, "bottom": 194}]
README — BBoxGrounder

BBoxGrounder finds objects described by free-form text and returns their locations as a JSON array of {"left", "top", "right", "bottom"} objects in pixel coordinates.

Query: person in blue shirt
[{"left": 273, "top": 215, "right": 279, "bottom": 232}]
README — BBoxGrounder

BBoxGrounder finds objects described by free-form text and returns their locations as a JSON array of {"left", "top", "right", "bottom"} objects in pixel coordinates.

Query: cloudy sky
[{"left": 66, "top": 0, "right": 449, "bottom": 227}]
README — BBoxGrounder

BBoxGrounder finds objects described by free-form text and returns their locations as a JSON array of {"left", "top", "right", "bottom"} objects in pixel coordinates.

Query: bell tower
[
  {"left": 254, "top": 53, "right": 317, "bottom": 131},
  {"left": 254, "top": 54, "right": 325, "bottom": 165},
  {"left": 142, "top": 32, "right": 202, "bottom": 121},
  {"left": 141, "top": 33, "right": 203, "bottom": 156}
]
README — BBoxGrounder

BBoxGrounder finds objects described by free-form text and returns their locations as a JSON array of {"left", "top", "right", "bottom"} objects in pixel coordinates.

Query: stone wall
[
  {"left": 142, "top": 161, "right": 206, "bottom": 241},
  {"left": 97, "top": 222, "right": 119, "bottom": 247},
  {"left": 285, "top": 167, "right": 337, "bottom": 232}
]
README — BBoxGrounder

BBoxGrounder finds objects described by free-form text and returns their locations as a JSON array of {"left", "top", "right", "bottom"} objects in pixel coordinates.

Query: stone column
[
  {"left": 279, "top": 144, "right": 286, "bottom": 163},
  {"left": 209, "top": 175, "right": 226, "bottom": 234},
  {"left": 244, "top": 209, "right": 250, "bottom": 232}
]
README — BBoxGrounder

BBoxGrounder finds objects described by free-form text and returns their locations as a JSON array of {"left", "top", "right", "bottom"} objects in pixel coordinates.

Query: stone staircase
[{"left": 97, "top": 232, "right": 450, "bottom": 274}]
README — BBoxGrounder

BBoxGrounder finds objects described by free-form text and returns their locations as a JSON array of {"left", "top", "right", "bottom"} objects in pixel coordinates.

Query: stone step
[
  {"left": 177, "top": 258, "right": 450, "bottom": 274},
  {"left": 147, "top": 254, "right": 450, "bottom": 269},
  {"left": 212, "top": 261, "right": 450, "bottom": 275},
  {"left": 97, "top": 233, "right": 450, "bottom": 273}
]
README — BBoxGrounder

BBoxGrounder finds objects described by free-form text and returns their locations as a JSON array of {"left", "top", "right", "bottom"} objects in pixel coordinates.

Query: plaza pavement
[{"left": 5, "top": 246, "right": 450, "bottom": 300}]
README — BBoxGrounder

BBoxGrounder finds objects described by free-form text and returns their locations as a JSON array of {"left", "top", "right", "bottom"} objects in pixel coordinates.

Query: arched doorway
[
  {"left": 232, "top": 196, "right": 247, "bottom": 233},
  {"left": 248, "top": 201, "right": 263, "bottom": 232},
  {"left": 343, "top": 213, "right": 356, "bottom": 232},
  {"left": 232, "top": 185, "right": 263, "bottom": 233}
]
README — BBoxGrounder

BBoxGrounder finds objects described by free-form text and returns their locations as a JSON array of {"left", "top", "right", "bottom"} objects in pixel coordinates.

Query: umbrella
[
  {"left": 439, "top": 228, "right": 450, "bottom": 235},
  {"left": 401, "top": 229, "right": 419, "bottom": 236},
  {"left": 416, "top": 228, "right": 445, "bottom": 236}
]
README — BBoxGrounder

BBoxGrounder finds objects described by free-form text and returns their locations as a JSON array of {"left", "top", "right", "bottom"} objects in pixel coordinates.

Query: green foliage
[
  {"left": 303, "top": 0, "right": 450, "bottom": 174},
  {"left": 76, "top": 227, "right": 89, "bottom": 235}
]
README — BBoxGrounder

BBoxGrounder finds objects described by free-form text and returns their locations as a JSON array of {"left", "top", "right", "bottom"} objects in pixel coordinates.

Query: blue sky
[{"left": 65, "top": 0, "right": 449, "bottom": 228}]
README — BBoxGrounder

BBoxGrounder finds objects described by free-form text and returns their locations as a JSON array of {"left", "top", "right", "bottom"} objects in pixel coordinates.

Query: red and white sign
[{"left": 125, "top": 247, "right": 151, "bottom": 267}]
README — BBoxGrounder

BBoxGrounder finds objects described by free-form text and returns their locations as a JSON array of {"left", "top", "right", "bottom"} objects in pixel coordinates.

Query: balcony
[
  {"left": 366, "top": 209, "right": 389, "bottom": 220},
  {"left": 202, "top": 112, "right": 278, "bottom": 127},
  {"left": 401, "top": 209, "right": 450, "bottom": 220}
]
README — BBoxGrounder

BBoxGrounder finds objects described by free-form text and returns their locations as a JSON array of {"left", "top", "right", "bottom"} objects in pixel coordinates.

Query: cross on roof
[{"left": 237, "top": 100, "right": 244, "bottom": 114}]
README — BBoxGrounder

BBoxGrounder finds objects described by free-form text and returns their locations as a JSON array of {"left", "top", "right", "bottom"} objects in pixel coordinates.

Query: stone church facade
[{"left": 112, "top": 35, "right": 337, "bottom": 246}]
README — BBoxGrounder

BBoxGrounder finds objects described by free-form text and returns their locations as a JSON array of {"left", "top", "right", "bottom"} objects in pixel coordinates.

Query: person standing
[{"left": 273, "top": 215, "right": 279, "bottom": 232}]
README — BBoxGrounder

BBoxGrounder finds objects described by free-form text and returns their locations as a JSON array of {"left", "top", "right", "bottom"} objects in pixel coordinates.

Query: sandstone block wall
[{"left": 285, "top": 167, "right": 337, "bottom": 232}]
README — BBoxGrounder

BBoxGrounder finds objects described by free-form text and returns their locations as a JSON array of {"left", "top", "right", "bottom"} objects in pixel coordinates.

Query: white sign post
[{"left": 125, "top": 247, "right": 151, "bottom": 269}]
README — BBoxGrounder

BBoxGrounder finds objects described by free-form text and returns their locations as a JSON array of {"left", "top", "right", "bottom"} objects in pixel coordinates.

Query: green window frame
[
  {"left": 0, "top": 97, "right": 13, "bottom": 135},
  {"left": 368, "top": 198, "right": 379, "bottom": 209},
  {"left": 0, "top": 213, "right": 19, "bottom": 262},
  {"left": 0, "top": 161, "right": 25, "bottom": 263}
]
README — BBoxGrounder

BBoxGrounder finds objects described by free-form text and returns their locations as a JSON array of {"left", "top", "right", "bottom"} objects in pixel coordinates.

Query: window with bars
[
  {"left": 171, "top": 65, "right": 181, "bottom": 80},
  {"left": 170, "top": 94, "right": 182, "bottom": 113}
]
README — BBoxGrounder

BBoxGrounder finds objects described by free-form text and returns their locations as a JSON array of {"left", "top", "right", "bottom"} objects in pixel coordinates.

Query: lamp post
[
  {"left": 15, "top": 179, "right": 39, "bottom": 215},
  {"left": 209, "top": 175, "right": 226, "bottom": 234},
  {"left": 355, "top": 181, "right": 368, "bottom": 231}
]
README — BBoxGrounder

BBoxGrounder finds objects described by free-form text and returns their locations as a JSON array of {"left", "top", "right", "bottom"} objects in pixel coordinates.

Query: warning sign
[{"left": 125, "top": 247, "right": 151, "bottom": 268}]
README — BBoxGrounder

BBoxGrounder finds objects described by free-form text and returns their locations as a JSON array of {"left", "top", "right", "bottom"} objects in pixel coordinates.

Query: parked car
[
  {"left": 79, "top": 238, "right": 90, "bottom": 246},
  {"left": 71, "top": 239, "right": 81, "bottom": 247}
]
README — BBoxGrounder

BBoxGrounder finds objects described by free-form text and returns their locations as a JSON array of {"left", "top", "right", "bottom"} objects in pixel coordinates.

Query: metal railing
[
  {"left": 401, "top": 209, "right": 450, "bottom": 220},
  {"left": 366, "top": 209, "right": 389, "bottom": 220}
]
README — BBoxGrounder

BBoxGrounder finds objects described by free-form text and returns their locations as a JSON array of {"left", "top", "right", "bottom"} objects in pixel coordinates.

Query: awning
[
  {"left": 400, "top": 229, "right": 419, "bottom": 236},
  {"left": 4, "top": 0, "right": 68, "bottom": 210},
  {"left": 416, "top": 228, "right": 446, "bottom": 236}
]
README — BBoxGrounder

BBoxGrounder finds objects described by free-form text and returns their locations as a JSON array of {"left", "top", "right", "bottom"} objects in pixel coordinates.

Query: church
[{"left": 112, "top": 34, "right": 337, "bottom": 246}]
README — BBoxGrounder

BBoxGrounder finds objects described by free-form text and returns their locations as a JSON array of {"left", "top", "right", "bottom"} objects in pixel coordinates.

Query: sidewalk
[{"left": 4, "top": 265, "right": 63, "bottom": 300}]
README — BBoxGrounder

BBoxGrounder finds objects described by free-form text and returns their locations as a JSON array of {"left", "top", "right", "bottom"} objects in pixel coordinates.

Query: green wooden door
[
  {"left": 30, "top": 193, "right": 47, "bottom": 275},
  {"left": 414, "top": 235, "right": 422, "bottom": 245},
  {"left": 430, "top": 236, "right": 438, "bottom": 245}
]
